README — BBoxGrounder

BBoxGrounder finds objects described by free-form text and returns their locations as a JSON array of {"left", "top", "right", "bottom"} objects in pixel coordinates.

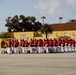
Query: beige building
[
  {"left": 50, "top": 22, "right": 76, "bottom": 40},
  {"left": 0, "top": 22, "right": 76, "bottom": 48}
]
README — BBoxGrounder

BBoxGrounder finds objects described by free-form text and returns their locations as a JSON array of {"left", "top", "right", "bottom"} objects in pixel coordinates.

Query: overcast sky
[{"left": 0, "top": 0, "right": 76, "bottom": 32}]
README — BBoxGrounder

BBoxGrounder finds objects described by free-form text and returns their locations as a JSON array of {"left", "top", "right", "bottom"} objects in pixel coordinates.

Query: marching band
[{"left": 5, "top": 38, "right": 76, "bottom": 54}]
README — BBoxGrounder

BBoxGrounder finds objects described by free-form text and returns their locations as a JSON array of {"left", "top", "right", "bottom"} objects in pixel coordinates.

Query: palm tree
[
  {"left": 40, "top": 24, "right": 53, "bottom": 38},
  {"left": 41, "top": 16, "right": 46, "bottom": 25},
  {"left": 58, "top": 17, "right": 63, "bottom": 23}
]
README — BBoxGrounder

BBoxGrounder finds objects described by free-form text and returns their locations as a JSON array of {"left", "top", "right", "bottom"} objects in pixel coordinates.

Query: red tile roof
[
  {"left": 5, "top": 32, "right": 14, "bottom": 38},
  {"left": 51, "top": 22, "right": 76, "bottom": 31}
]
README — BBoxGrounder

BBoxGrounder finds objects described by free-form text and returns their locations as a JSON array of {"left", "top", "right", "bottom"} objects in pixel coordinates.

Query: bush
[
  {"left": 0, "top": 33, "right": 11, "bottom": 38},
  {"left": 34, "top": 32, "right": 42, "bottom": 37},
  {"left": 58, "top": 36, "right": 71, "bottom": 40}
]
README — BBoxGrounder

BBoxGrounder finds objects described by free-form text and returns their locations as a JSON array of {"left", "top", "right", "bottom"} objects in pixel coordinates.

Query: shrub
[
  {"left": 0, "top": 33, "right": 11, "bottom": 38},
  {"left": 34, "top": 32, "right": 42, "bottom": 37},
  {"left": 58, "top": 36, "right": 71, "bottom": 40}
]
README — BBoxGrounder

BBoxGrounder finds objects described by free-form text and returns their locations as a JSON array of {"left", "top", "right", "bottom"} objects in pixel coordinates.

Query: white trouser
[
  {"left": 68, "top": 45, "right": 72, "bottom": 52},
  {"left": 61, "top": 45, "right": 64, "bottom": 52},
  {"left": 11, "top": 46, "right": 14, "bottom": 51},
  {"left": 29, "top": 47, "right": 32, "bottom": 53},
  {"left": 53, "top": 46, "right": 56, "bottom": 53},
  {"left": 32, "top": 47, "right": 38, "bottom": 53},
  {"left": 6, "top": 47, "right": 11, "bottom": 54},
  {"left": 48, "top": 46, "right": 52, "bottom": 52},
  {"left": 36, "top": 47, "right": 38, "bottom": 52},
  {"left": 57, "top": 46, "right": 61, "bottom": 53},
  {"left": 45, "top": 46, "right": 49, "bottom": 53},
  {"left": 38, "top": 47, "right": 42, "bottom": 53},
  {"left": 20, "top": 46, "right": 22, "bottom": 51},
  {"left": 16, "top": 47, "right": 18, "bottom": 51},
  {"left": 48, "top": 46, "right": 52, "bottom": 49},
  {"left": 43, "top": 46, "right": 46, "bottom": 51},
  {"left": 25, "top": 47, "right": 27, "bottom": 52},
  {"left": 72, "top": 45, "right": 75, "bottom": 51},
  {"left": 75, "top": 45, "right": 76, "bottom": 51},
  {"left": 64, "top": 45, "right": 68, "bottom": 52},
  {"left": 22, "top": 47, "right": 25, "bottom": 53},
  {"left": 14, "top": 47, "right": 17, "bottom": 53}
]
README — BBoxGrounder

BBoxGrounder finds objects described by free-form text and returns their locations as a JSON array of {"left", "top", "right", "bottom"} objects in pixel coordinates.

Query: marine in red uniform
[
  {"left": 71, "top": 39, "right": 75, "bottom": 51},
  {"left": 29, "top": 39, "right": 33, "bottom": 47},
  {"left": 49, "top": 39, "right": 53, "bottom": 47},
  {"left": 68, "top": 39, "right": 72, "bottom": 52},
  {"left": 45, "top": 38, "right": 49, "bottom": 53},
  {"left": 33, "top": 39, "right": 37, "bottom": 47},
  {"left": 75, "top": 40, "right": 76, "bottom": 51},
  {"left": 25, "top": 40, "right": 28, "bottom": 47},
  {"left": 52, "top": 38, "right": 57, "bottom": 53},
  {"left": 5, "top": 39, "right": 11, "bottom": 54},
  {"left": 64, "top": 39, "right": 68, "bottom": 46},
  {"left": 16, "top": 39, "right": 19, "bottom": 51},
  {"left": 13, "top": 39, "right": 18, "bottom": 53},
  {"left": 29, "top": 38, "right": 33, "bottom": 53},
  {"left": 56, "top": 39, "right": 61, "bottom": 53},
  {"left": 11, "top": 39, "right": 14, "bottom": 51},
  {"left": 56, "top": 39, "right": 61, "bottom": 47},
  {"left": 21, "top": 39, "right": 25, "bottom": 53},
  {"left": 32, "top": 39, "right": 38, "bottom": 53},
  {"left": 37, "top": 39, "right": 43, "bottom": 53},
  {"left": 61, "top": 39, "right": 64, "bottom": 46},
  {"left": 24, "top": 40, "right": 28, "bottom": 53},
  {"left": 20, "top": 39, "right": 22, "bottom": 48},
  {"left": 52, "top": 38, "right": 57, "bottom": 47},
  {"left": 64, "top": 39, "right": 68, "bottom": 52},
  {"left": 60, "top": 39, "right": 64, "bottom": 52},
  {"left": 43, "top": 39, "right": 46, "bottom": 47}
]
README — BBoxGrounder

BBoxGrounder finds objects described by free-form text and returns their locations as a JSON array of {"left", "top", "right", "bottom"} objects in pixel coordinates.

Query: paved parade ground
[{"left": 0, "top": 50, "right": 76, "bottom": 75}]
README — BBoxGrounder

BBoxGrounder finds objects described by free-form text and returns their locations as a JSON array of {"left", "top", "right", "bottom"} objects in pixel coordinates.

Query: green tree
[
  {"left": 40, "top": 24, "right": 53, "bottom": 38},
  {"left": 31, "top": 16, "right": 36, "bottom": 23},
  {"left": 5, "top": 17, "right": 12, "bottom": 32},
  {"left": 5, "top": 15, "right": 20, "bottom": 32},
  {"left": 11, "top": 15, "right": 19, "bottom": 32},
  {"left": 5, "top": 15, "right": 42, "bottom": 32},
  {"left": 34, "top": 21, "right": 42, "bottom": 31},
  {"left": 19, "top": 15, "right": 26, "bottom": 22}
]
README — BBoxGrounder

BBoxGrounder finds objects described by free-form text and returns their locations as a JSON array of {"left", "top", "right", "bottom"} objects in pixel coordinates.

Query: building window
[
  {"left": 34, "top": 32, "right": 42, "bottom": 37},
  {"left": 64, "top": 32, "right": 68, "bottom": 36},
  {"left": 73, "top": 32, "right": 76, "bottom": 36},
  {"left": 48, "top": 34, "right": 51, "bottom": 37},
  {"left": 56, "top": 33, "right": 59, "bottom": 37},
  {"left": 20, "top": 34, "right": 26, "bottom": 39}
]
